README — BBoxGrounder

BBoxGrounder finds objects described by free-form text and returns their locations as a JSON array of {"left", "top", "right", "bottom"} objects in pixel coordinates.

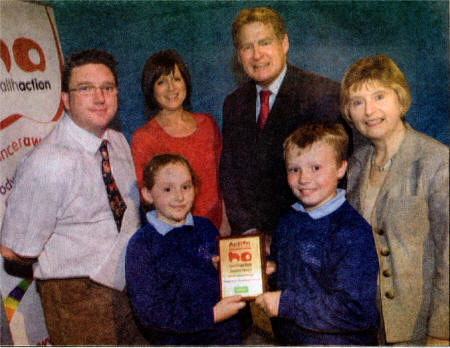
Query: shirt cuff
[{"left": 243, "top": 228, "right": 258, "bottom": 235}]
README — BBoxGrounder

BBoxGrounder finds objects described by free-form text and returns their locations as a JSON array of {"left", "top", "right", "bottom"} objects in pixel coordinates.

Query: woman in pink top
[{"left": 131, "top": 49, "right": 229, "bottom": 234}]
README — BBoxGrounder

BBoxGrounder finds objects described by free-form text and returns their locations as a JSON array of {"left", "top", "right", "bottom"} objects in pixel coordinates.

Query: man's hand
[
  {"left": 219, "top": 201, "right": 232, "bottom": 236},
  {"left": 264, "top": 234, "right": 272, "bottom": 255},
  {"left": 255, "top": 290, "right": 281, "bottom": 317},
  {"left": 266, "top": 260, "right": 276, "bottom": 275},
  {"left": 213, "top": 295, "right": 246, "bottom": 323},
  {"left": 1, "top": 246, "right": 36, "bottom": 265},
  {"left": 211, "top": 255, "right": 220, "bottom": 270}
]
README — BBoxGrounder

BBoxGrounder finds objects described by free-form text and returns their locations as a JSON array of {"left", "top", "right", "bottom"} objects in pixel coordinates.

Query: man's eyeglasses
[{"left": 69, "top": 84, "right": 118, "bottom": 96}]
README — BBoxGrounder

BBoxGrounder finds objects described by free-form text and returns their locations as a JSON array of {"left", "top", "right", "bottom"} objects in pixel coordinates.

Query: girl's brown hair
[
  {"left": 142, "top": 153, "right": 197, "bottom": 191},
  {"left": 141, "top": 153, "right": 197, "bottom": 212}
]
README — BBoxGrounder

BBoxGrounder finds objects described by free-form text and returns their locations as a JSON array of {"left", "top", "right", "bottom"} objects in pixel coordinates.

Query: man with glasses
[{"left": 0, "top": 49, "right": 145, "bottom": 345}]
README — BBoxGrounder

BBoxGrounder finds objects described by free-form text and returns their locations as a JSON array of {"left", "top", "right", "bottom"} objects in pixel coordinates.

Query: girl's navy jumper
[{"left": 126, "top": 216, "right": 241, "bottom": 345}]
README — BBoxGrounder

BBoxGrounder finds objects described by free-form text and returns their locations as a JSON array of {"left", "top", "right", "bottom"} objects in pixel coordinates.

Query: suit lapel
[
  {"left": 240, "top": 82, "right": 257, "bottom": 138},
  {"left": 372, "top": 125, "right": 415, "bottom": 223},
  {"left": 349, "top": 144, "right": 373, "bottom": 213},
  {"left": 262, "top": 64, "right": 294, "bottom": 134}
]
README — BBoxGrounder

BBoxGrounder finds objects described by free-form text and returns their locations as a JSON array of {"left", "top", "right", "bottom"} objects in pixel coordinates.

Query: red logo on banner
[
  {"left": 0, "top": 6, "right": 63, "bottom": 130},
  {"left": 0, "top": 40, "right": 11, "bottom": 72},
  {"left": 0, "top": 38, "right": 46, "bottom": 73}
]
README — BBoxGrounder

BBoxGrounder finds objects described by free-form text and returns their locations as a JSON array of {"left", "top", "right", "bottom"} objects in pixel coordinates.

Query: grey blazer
[{"left": 347, "top": 123, "right": 449, "bottom": 342}]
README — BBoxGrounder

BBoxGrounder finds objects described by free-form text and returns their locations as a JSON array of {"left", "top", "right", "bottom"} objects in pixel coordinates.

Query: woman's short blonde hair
[{"left": 340, "top": 54, "right": 411, "bottom": 123}]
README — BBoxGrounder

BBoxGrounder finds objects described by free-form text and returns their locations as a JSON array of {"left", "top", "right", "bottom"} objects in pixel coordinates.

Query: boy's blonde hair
[
  {"left": 283, "top": 122, "right": 348, "bottom": 165},
  {"left": 340, "top": 54, "right": 411, "bottom": 123}
]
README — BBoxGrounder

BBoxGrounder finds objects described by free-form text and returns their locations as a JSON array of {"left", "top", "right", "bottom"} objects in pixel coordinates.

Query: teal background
[{"left": 46, "top": 0, "right": 449, "bottom": 145}]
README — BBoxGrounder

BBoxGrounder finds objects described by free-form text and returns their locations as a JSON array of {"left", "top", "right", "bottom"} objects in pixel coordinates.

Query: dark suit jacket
[{"left": 220, "top": 63, "right": 344, "bottom": 235}]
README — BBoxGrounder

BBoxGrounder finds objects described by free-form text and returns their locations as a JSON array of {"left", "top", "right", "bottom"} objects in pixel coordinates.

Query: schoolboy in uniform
[{"left": 255, "top": 122, "right": 378, "bottom": 345}]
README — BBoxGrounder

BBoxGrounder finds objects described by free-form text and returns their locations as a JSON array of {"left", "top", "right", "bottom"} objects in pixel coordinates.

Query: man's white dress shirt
[{"left": 1, "top": 113, "right": 140, "bottom": 290}]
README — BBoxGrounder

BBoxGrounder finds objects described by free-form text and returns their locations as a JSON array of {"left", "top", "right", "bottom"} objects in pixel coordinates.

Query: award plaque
[{"left": 217, "top": 234, "right": 267, "bottom": 300}]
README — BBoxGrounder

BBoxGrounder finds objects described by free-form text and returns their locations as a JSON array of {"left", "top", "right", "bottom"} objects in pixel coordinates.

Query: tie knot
[{"left": 260, "top": 89, "right": 271, "bottom": 102}]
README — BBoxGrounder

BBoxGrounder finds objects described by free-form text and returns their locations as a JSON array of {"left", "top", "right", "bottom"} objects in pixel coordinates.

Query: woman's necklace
[{"left": 371, "top": 155, "right": 392, "bottom": 171}]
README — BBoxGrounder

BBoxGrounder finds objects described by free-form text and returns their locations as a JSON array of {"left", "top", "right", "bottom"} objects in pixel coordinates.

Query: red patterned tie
[
  {"left": 257, "top": 90, "right": 271, "bottom": 133},
  {"left": 99, "top": 140, "right": 127, "bottom": 232}
]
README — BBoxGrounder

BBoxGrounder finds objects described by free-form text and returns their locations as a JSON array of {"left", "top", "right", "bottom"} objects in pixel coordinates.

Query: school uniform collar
[
  {"left": 292, "top": 189, "right": 346, "bottom": 219},
  {"left": 146, "top": 210, "right": 194, "bottom": 236}
]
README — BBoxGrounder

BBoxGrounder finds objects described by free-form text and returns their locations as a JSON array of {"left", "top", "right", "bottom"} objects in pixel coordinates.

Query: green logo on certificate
[{"left": 234, "top": 286, "right": 249, "bottom": 294}]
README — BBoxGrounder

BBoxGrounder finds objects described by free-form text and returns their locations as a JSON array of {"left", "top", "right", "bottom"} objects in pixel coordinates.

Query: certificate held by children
[{"left": 217, "top": 234, "right": 267, "bottom": 300}]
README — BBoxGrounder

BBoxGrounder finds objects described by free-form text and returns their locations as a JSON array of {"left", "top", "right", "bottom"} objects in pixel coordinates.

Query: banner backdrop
[{"left": 0, "top": 0, "right": 63, "bottom": 344}]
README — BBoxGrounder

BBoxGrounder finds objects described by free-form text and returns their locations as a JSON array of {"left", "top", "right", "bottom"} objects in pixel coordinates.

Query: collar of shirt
[
  {"left": 64, "top": 112, "right": 112, "bottom": 155},
  {"left": 146, "top": 210, "right": 194, "bottom": 236},
  {"left": 255, "top": 64, "right": 287, "bottom": 120},
  {"left": 292, "top": 188, "right": 347, "bottom": 220}
]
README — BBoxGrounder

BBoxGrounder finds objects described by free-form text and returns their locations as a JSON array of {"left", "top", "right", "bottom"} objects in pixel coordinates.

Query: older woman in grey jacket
[{"left": 340, "top": 54, "right": 448, "bottom": 346}]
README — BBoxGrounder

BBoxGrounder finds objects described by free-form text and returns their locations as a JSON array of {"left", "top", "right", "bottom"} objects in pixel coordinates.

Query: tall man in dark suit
[{"left": 220, "top": 6, "right": 345, "bottom": 242}]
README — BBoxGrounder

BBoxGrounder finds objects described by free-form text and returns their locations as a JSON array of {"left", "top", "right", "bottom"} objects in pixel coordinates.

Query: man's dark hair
[{"left": 62, "top": 49, "right": 118, "bottom": 92}]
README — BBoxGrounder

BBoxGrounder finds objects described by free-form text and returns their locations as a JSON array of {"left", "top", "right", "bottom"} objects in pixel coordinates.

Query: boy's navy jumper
[
  {"left": 126, "top": 213, "right": 241, "bottom": 345},
  {"left": 270, "top": 190, "right": 379, "bottom": 345}
]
